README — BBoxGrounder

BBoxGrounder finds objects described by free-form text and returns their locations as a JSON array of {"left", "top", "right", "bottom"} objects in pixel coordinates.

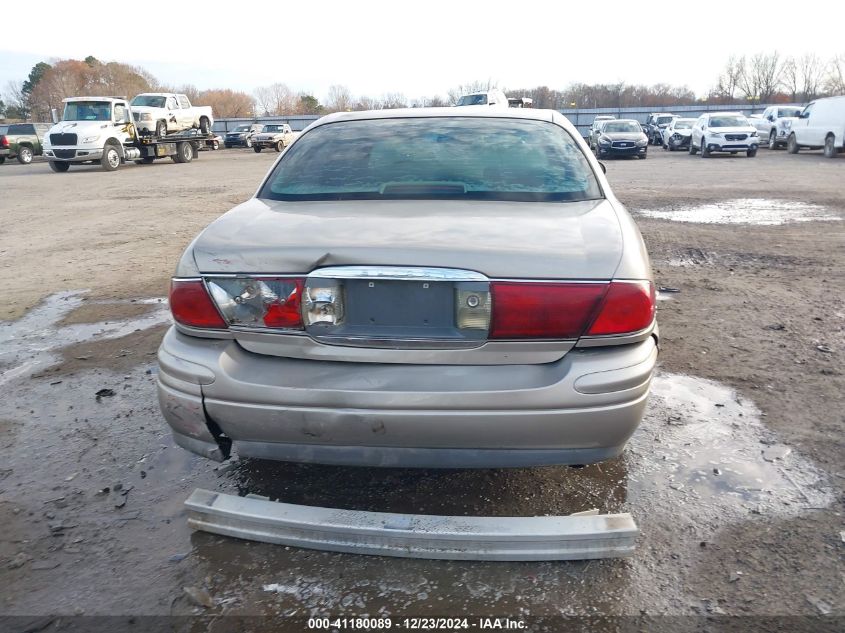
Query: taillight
[
  {"left": 587, "top": 281, "right": 655, "bottom": 336},
  {"left": 205, "top": 277, "right": 305, "bottom": 329},
  {"left": 170, "top": 279, "right": 227, "bottom": 329},
  {"left": 490, "top": 282, "right": 607, "bottom": 339},
  {"left": 0, "top": 136, "right": 8, "bottom": 148},
  {"left": 488, "top": 280, "right": 655, "bottom": 339}
]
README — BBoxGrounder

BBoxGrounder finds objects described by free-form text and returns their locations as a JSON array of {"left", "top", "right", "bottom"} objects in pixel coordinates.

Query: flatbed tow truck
[{"left": 43, "top": 96, "right": 216, "bottom": 172}]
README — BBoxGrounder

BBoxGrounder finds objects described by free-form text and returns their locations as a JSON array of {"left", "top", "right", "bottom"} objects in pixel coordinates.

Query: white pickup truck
[
  {"left": 129, "top": 93, "right": 214, "bottom": 137},
  {"left": 251, "top": 123, "right": 298, "bottom": 152}
]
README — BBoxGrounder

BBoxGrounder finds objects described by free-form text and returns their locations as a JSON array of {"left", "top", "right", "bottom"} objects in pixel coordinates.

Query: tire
[
  {"left": 275, "top": 141, "right": 284, "bottom": 152},
  {"left": 787, "top": 134, "right": 799, "bottom": 154},
  {"left": 200, "top": 117, "right": 211, "bottom": 135},
  {"left": 747, "top": 148, "right": 757, "bottom": 157},
  {"left": 49, "top": 161, "right": 69, "bottom": 172},
  {"left": 245, "top": 137, "right": 253, "bottom": 148},
  {"left": 17, "top": 145, "right": 34, "bottom": 164},
  {"left": 254, "top": 146, "right": 262, "bottom": 153},
  {"left": 174, "top": 141, "right": 193, "bottom": 163},
  {"left": 639, "top": 153, "right": 647, "bottom": 159},
  {"left": 700, "top": 139, "right": 710, "bottom": 158},
  {"left": 212, "top": 141, "right": 219, "bottom": 150},
  {"left": 101, "top": 143, "right": 121, "bottom": 171},
  {"left": 156, "top": 121, "right": 167, "bottom": 138},
  {"left": 689, "top": 138, "right": 698, "bottom": 155},
  {"left": 823, "top": 134, "right": 837, "bottom": 158},
  {"left": 768, "top": 130, "right": 778, "bottom": 150}
]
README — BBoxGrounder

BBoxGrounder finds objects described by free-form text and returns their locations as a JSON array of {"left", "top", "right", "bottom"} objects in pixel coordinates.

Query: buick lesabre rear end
[{"left": 157, "top": 108, "right": 658, "bottom": 468}]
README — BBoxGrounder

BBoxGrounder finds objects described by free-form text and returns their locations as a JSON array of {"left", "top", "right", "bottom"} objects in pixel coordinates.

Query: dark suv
[
  {"left": 224, "top": 124, "right": 263, "bottom": 148},
  {"left": 0, "top": 123, "right": 51, "bottom": 164}
]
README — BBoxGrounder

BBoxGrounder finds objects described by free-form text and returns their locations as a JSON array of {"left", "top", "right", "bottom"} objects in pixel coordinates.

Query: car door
[
  {"left": 176, "top": 95, "right": 193, "bottom": 129},
  {"left": 112, "top": 103, "right": 135, "bottom": 143},
  {"left": 793, "top": 103, "right": 814, "bottom": 145},
  {"left": 692, "top": 116, "right": 706, "bottom": 148}
]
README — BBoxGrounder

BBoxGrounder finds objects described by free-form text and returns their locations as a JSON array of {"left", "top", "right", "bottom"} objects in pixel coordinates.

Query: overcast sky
[{"left": 2, "top": 0, "right": 843, "bottom": 102}]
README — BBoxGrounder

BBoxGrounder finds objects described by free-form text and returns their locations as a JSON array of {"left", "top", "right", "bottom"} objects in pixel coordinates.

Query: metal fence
[{"left": 214, "top": 102, "right": 799, "bottom": 138}]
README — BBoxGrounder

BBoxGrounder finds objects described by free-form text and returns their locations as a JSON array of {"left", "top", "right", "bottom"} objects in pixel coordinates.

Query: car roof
[{"left": 63, "top": 96, "right": 126, "bottom": 103}]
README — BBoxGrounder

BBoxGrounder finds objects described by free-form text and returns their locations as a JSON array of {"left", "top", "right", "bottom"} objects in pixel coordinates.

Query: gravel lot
[{"left": 1, "top": 147, "right": 843, "bottom": 630}]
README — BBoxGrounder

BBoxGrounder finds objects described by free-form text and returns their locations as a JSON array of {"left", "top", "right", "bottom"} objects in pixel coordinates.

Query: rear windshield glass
[
  {"left": 130, "top": 95, "right": 166, "bottom": 108},
  {"left": 673, "top": 121, "right": 693, "bottom": 129},
  {"left": 262, "top": 125, "right": 284, "bottom": 132},
  {"left": 709, "top": 116, "right": 747, "bottom": 127},
  {"left": 602, "top": 121, "right": 641, "bottom": 133},
  {"left": 7, "top": 124, "right": 34, "bottom": 134},
  {"left": 259, "top": 118, "right": 602, "bottom": 203},
  {"left": 456, "top": 94, "right": 488, "bottom": 106},
  {"left": 778, "top": 108, "right": 802, "bottom": 117},
  {"left": 233, "top": 125, "right": 252, "bottom": 132},
  {"left": 656, "top": 116, "right": 675, "bottom": 124},
  {"left": 63, "top": 101, "right": 111, "bottom": 121}
]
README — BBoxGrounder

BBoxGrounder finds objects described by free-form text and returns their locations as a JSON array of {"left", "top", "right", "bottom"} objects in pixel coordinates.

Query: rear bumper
[
  {"left": 0, "top": 149, "right": 9, "bottom": 157},
  {"left": 157, "top": 327, "right": 657, "bottom": 468}
]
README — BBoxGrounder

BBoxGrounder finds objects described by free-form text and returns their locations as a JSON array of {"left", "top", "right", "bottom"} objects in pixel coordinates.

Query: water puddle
[
  {"left": 638, "top": 198, "right": 841, "bottom": 225},
  {"left": 0, "top": 290, "right": 170, "bottom": 386}
]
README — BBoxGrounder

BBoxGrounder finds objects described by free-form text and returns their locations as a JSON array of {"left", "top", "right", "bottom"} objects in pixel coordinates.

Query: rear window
[
  {"left": 709, "top": 116, "right": 747, "bottom": 127},
  {"left": 8, "top": 124, "right": 35, "bottom": 134},
  {"left": 602, "top": 121, "right": 641, "bottom": 134},
  {"left": 456, "top": 94, "right": 488, "bottom": 106},
  {"left": 131, "top": 95, "right": 166, "bottom": 108},
  {"left": 259, "top": 118, "right": 602, "bottom": 203}
]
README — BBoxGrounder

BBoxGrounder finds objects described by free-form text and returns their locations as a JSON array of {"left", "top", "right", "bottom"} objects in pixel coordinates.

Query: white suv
[{"left": 689, "top": 112, "right": 759, "bottom": 158}]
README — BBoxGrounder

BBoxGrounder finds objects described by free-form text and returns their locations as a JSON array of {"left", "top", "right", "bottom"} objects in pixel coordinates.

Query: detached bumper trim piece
[{"left": 184, "top": 489, "right": 638, "bottom": 561}]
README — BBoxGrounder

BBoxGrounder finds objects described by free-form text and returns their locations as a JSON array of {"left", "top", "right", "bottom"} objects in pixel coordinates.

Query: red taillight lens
[
  {"left": 587, "top": 281, "right": 655, "bottom": 336},
  {"left": 0, "top": 136, "right": 8, "bottom": 148},
  {"left": 169, "top": 279, "right": 227, "bottom": 329},
  {"left": 490, "top": 282, "right": 607, "bottom": 339},
  {"left": 261, "top": 280, "right": 304, "bottom": 328},
  {"left": 204, "top": 277, "right": 305, "bottom": 329}
]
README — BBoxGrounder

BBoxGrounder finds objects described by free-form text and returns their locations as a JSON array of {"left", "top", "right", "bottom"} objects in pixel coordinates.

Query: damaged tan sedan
[{"left": 158, "top": 108, "right": 658, "bottom": 468}]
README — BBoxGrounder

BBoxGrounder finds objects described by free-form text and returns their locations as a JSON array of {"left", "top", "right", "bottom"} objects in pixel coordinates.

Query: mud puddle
[
  {"left": 0, "top": 291, "right": 170, "bottom": 386},
  {"left": 637, "top": 198, "right": 841, "bottom": 225},
  {"left": 0, "top": 293, "right": 835, "bottom": 618}
]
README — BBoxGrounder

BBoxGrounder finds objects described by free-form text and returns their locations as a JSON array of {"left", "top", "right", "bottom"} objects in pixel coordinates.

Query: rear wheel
[
  {"left": 768, "top": 130, "right": 778, "bottom": 150},
  {"left": 823, "top": 134, "right": 837, "bottom": 158},
  {"left": 700, "top": 139, "right": 710, "bottom": 158},
  {"left": 689, "top": 138, "right": 698, "bottom": 155},
  {"left": 49, "top": 161, "right": 69, "bottom": 172},
  {"left": 212, "top": 140, "right": 219, "bottom": 150},
  {"left": 173, "top": 141, "right": 194, "bottom": 163},
  {"left": 17, "top": 145, "right": 33, "bottom": 164},
  {"left": 156, "top": 120, "right": 167, "bottom": 138},
  {"left": 787, "top": 133, "right": 799, "bottom": 154},
  {"left": 101, "top": 143, "right": 121, "bottom": 171},
  {"left": 747, "top": 148, "right": 757, "bottom": 157},
  {"left": 200, "top": 117, "right": 211, "bottom": 135},
  {"left": 253, "top": 145, "right": 262, "bottom": 153},
  {"left": 245, "top": 137, "right": 253, "bottom": 148},
  {"left": 275, "top": 141, "right": 284, "bottom": 152}
]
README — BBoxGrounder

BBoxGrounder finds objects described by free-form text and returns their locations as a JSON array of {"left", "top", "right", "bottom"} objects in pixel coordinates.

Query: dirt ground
[{"left": 0, "top": 147, "right": 843, "bottom": 631}]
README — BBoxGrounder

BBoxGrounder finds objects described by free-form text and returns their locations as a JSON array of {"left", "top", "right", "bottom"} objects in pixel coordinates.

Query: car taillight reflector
[
  {"left": 0, "top": 136, "right": 8, "bottom": 148},
  {"left": 170, "top": 279, "right": 227, "bottom": 329},
  {"left": 489, "top": 282, "right": 607, "bottom": 339},
  {"left": 587, "top": 281, "right": 655, "bottom": 336}
]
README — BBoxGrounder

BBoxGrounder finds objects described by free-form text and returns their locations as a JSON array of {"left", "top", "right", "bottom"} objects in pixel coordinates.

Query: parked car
[
  {"left": 224, "top": 124, "right": 263, "bottom": 148},
  {"left": 661, "top": 118, "right": 696, "bottom": 151},
  {"left": 689, "top": 112, "right": 759, "bottom": 157},
  {"left": 129, "top": 93, "right": 214, "bottom": 137},
  {"left": 252, "top": 123, "right": 297, "bottom": 153},
  {"left": 158, "top": 108, "right": 658, "bottom": 469},
  {"left": 0, "top": 122, "right": 51, "bottom": 164},
  {"left": 454, "top": 88, "right": 509, "bottom": 108},
  {"left": 749, "top": 106, "right": 804, "bottom": 149},
  {"left": 589, "top": 115, "right": 616, "bottom": 149},
  {"left": 643, "top": 113, "right": 677, "bottom": 145},
  {"left": 786, "top": 96, "right": 845, "bottom": 158},
  {"left": 594, "top": 119, "right": 649, "bottom": 159}
]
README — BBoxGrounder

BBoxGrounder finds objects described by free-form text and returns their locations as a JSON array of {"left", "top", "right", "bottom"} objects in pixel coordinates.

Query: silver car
[{"left": 158, "top": 108, "right": 658, "bottom": 468}]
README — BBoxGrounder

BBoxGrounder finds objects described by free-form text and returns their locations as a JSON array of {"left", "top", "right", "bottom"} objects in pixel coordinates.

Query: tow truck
[{"left": 42, "top": 96, "right": 216, "bottom": 172}]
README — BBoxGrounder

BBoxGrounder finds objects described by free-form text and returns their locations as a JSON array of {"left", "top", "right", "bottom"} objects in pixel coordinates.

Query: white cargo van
[{"left": 786, "top": 96, "right": 845, "bottom": 158}]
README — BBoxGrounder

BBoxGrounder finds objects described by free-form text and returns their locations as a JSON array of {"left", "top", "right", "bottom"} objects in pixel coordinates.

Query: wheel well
[{"left": 103, "top": 138, "right": 124, "bottom": 158}]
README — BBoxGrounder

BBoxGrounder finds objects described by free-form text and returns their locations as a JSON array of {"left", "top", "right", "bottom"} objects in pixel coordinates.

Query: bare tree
[
  {"left": 380, "top": 92, "right": 408, "bottom": 109},
  {"left": 325, "top": 84, "right": 353, "bottom": 112},
  {"left": 826, "top": 54, "right": 845, "bottom": 95},
  {"left": 254, "top": 83, "right": 297, "bottom": 116},
  {"left": 780, "top": 57, "right": 800, "bottom": 101},
  {"left": 4, "top": 80, "right": 28, "bottom": 118},
  {"left": 198, "top": 89, "right": 254, "bottom": 117},
  {"left": 799, "top": 53, "right": 825, "bottom": 100},
  {"left": 353, "top": 95, "right": 380, "bottom": 111}
]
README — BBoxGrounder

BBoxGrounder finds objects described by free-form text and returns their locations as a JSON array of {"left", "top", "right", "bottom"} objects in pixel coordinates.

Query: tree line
[{"left": 2, "top": 52, "right": 844, "bottom": 122}]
